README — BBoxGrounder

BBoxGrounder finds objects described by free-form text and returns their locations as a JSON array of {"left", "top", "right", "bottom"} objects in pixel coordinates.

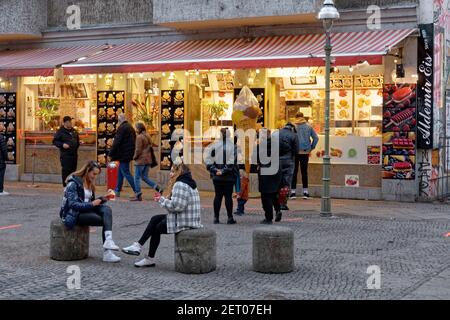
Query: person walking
[
  {"left": 278, "top": 122, "right": 299, "bottom": 210},
  {"left": 109, "top": 113, "right": 139, "bottom": 200},
  {"left": 0, "top": 134, "right": 8, "bottom": 196},
  {"left": 121, "top": 160, "right": 203, "bottom": 268},
  {"left": 53, "top": 116, "right": 80, "bottom": 187},
  {"left": 291, "top": 112, "right": 319, "bottom": 199},
  {"left": 132, "top": 122, "right": 162, "bottom": 201},
  {"left": 205, "top": 128, "right": 238, "bottom": 225},
  {"left": 59, "top": 161, "right": 121, "bottom": 263},
  {"left": 254, "top": 129, "right": 283, "bottom": 224}
]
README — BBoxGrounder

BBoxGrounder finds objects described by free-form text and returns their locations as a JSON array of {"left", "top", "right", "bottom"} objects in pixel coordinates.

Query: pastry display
[
  {"left": 174, "top": 91, "right": 184, "bottom": 102},
  {"left": 162, "top": 108, "right": 171, "bottom": 121},
  {"left": 174, "top": 107, "right": 184, "bottom": 119},
  {"left": 359, "top": 110, "right": 369, "bottom": 119},
  {"left": 338, "top": 100, "right": 349, "bottom": 109},
  {"left": 162, "top": 91, "right": 171, "bottom": 103},
  {"left": 98, "top": 139, "right": 106, "bottom": 149},
  {"left": 0, "top": 95, "right": 6, "bottom": 106},
  {"left": 98, "top": 92, "right": 107, "bottom": 103},
  {"left": 161, "top": 140, "right": 171, "bottom": 150},
  {"left": 335, "top": 129, "right": 348, "bottom": 137},
  {"left": 106, "top": 123, "right": 115, "bottom": 134},
  {"left": 8, "top": 95, "right": 14, "bottom": 103},
  {"left": 98, "top": 108, "right": 106, "bottom": 120},
  {"left": 337, "top": 109, "right": 350, "bottom": 119},
  {"left": 98, "top": 122, "right": 107, "bottom": 134},
  {"left": 116, "top": 108, "right": 123, "bottom": 117},
  {"left": 7, "top": 152, "right": 14, "bottom": 161},
  {"left": 97, "top": 154, "right": 106, "bottom": 165},
  {"left": 107, "top": 93, "right": 115, "bottom": 105},
  {"left": 0, "top": 122, "right": 5, "bottom": 134},
  {"left": 106, "top": 138, "right": 114, "bottom": 148},
  {"left": 116, "top": 92, "right": 124, "bottom": 103},
  {"left": 330, "top": 147, "right": 343, "bottom": 158},
  {"left": 162, "top": 124, "right": 171, "bottom": 135},
  {"left": 0, "top": 108, "right": 5, "bottom": 119},
  {"left": 7, "top": 123, "right": 14, "bottom": 133},
  {"left": 106, "top": 107, "right": 116, "bottom": 120},
  {"left": 161, "top": 156, "right": 171, "bottom": 168}
]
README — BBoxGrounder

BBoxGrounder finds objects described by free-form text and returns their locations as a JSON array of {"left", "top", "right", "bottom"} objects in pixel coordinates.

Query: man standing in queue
[{"left": 53, "top": 116, "right": 80, "bottom": 187}]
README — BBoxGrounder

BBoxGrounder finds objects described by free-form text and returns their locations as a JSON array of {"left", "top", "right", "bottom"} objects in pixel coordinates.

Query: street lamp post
[{"left": 318, "top": 0, "right": 339, "bottom": 217}]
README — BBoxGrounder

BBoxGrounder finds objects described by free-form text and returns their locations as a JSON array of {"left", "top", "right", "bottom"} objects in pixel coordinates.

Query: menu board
[
  {"left": 160, "top": 90, "right": 185, "bottom": 170},
  {"left": 0, "top": 93, "right": 17, "bottom": 164},
  {"left": 382, "top": 84, "right": 417, "bottom": 180},
  {"left": 234, "top": 88, "right": 265, "bottom": 127},
  {"left": 96, "top": 91, "right": 125, "bottom": 167}
]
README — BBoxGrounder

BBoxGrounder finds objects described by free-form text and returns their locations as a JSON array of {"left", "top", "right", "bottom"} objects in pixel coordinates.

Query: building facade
[{"left": 0, "top": 0, "right": 448, "bottom": 202}]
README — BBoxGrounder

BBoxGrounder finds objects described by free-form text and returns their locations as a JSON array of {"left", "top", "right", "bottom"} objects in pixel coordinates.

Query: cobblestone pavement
[{"left": 0, "top": 182, "right": 449, "bottom": 300}]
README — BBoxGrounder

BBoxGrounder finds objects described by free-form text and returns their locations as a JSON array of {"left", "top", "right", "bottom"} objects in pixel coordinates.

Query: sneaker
[
  {"left": 213, "top": 217, "right": 220, "bottom": 224},
  {"left": 303, "top": 192, "right": 310, "bottom": 200},
  {"left": 227, "top": 218, "right": 237, "bottom": 225},
  {"left": 103, "top": 250, "right": 121, "bottom": 263},
  {"left": 134, "top": 257, "right": 156, "bottom": 268},
  {"left": 280, "top": 204, "right": 289, "bottom": 211},
  {"left": 275, "top": 211, "right": 282, "bottom": 222},
  {"left": 260, "top": 219, "right": 273, "bottom": 225},
  {"left": 289, "top": 192, "right": 297, "bottom": 200},
  {"left": 0, "top": 192, "right": 10, "bottom": 196},
  {"left": 122, "top": 242, "right": 142, "bottom": 256},
  {"left": 130, "top": 193, "right": 143, "bottom": 202},
  {"left": 103, "top": 239, "right": 120, "bottom": 251}
]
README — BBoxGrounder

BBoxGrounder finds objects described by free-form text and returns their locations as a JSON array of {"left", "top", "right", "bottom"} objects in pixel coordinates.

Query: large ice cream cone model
[{"left": 232, "top": 86, "right": 262, "bottom": 174}]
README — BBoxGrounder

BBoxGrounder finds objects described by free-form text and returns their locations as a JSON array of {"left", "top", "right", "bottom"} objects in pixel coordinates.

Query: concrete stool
[
  {"left": 50, "top": 219, "right": 89, "bottom": 261},
  {"left": 175, "top": 228, "right": 216, "bottom": 274},
  {"left": 253, "top": 226, "right": 294, "bottom": 273}
]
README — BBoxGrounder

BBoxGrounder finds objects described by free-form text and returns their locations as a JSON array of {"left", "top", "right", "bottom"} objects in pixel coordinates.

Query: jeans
[
  {"left": 60, "top": 154, "right": 77, "bottom": 187},
  {"left": 0, "top": 164, "right": 5, "bottom": 193},
  {"left": 134, "top": 165, "right": 157, "bottom": 194},
  {"left": 236, "top": 198, "right": 247, "bottom": 214},
  {"left": 213, "top": 181, "right": 234, "bottom": 219},
  {"left": 115, "top": 162, "right": 136, "bottom": 194},
  {"left": 292, "top": 154, "right": 310, "bottom": 190},
  {"left": 261, "top": 192, "right": 281, "bottom": 221},
  {"left": 138, "top": 214, "right": 168, "bottom": 258},
  {"left": 77, "top": 205, "right": 113, "bottom": 244},
  {"left": 280, "top": 157, "right": 295, "bottom": 189}
]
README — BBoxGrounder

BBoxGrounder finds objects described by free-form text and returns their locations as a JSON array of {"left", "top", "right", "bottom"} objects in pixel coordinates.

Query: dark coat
[
  {"left": 109, "top": 121, "right": 136, "bottom": 163},
  {"left": 256, "top": 138, "right": 282, "bottom": 194},
  {"left": 60, "top": 175, "right": 96, "bottom": 220},
  {"left": 205, "top": 138, "right": 239, "bottom": 184},
  {"left": 278, "top": 124, "right": 299, "bottom": 160},
  {"left": 0, "top": 134, "right": 7, "bottom": 165},
  {"left": 53, "top": 126, "right": 80, "bottom": 157}
]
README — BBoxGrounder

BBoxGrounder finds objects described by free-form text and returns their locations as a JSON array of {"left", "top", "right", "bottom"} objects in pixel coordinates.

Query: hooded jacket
[
  {"left": 109, "top": 121, "right": 136, "bottom": 162},
  {"left": 295, "top": 118, "right": 319, "bottom": 153},
  {"left": 278, "top": 123, "right": 299, "bottom": 159},
  {"left": 59, "top": 175, "right": 96, "bottom": 220},
  {"left": 205, "top": 137, "right": 239, "bottom": 184}
]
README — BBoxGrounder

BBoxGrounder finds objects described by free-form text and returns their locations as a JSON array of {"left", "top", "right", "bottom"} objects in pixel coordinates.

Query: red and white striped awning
[
  {"left": 63, "top": 28, "right": 416, "bottom": 74},
  {"left": 0, "top": 45, "right": 108, "bottom": 77}
]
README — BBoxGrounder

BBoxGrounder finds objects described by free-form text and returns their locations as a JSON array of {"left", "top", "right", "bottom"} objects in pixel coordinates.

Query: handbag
[{"left": 278, "top": 186, "right": 290, "bottom": 205}]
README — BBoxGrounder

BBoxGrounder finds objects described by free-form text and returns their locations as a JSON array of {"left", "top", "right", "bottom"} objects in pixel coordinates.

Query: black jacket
[
  {"left": 53, "top": 126, "right": 80, "bottom": 157},
  {"left": 109, "top": 121, "right": 136, "bottom": 162},
  {"left": 255, "top": 138, "right": 282, "bottom": 194},
  {"left": 60, "top": 175, "right": 96, "bottom": 219},
  {"left": 0, "top": 134, "right": 7, "bottom": 165},
  {"left": 278, "top": 124, "right": 299, "bottom": 160},
  {"left": 206, "top": 138, "right": 239, "bottom": 184}
]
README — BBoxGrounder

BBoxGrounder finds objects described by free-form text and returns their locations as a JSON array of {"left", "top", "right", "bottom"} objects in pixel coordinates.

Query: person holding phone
[
  {"left": 60, "top": 160, "right": 121, "bottom": 263},
  {"left": 121, "top": 158, "right": 202, "bottom": 268}
]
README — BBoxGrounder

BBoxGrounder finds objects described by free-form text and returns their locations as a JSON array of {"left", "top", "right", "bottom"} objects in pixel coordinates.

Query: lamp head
[{"left": 318, "top": 0, "right": 340, "bottom": 31}]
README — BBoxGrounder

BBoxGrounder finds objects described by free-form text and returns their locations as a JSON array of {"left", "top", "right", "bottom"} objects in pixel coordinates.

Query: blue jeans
[
  {"left": 115, "top": 162, "right": 136, "bottom": 194},
  {"left": 134, "top": 165, "right": 157, "bottom": 194},
  {"left": 236, "top": 198, "right": 247, "bottom": 214}
]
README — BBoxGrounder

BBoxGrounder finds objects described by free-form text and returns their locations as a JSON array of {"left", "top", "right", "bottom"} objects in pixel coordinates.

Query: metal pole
[{"left": 321, "top": 31, "right": 332, "bottom": 217}]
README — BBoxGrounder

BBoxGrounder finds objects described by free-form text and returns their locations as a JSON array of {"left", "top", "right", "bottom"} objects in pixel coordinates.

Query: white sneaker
[
  {"left": 0, "top": 192, "right": 10, "bottom": 196},
  {"left": 103, "top": 239, "right": 120, "bottom": 251},
  {"left": 122, "top": 242, "right": 142, "bottom": 256},
  {"left": 134, "top": 257, "right": 156, "bottom": 268},
  {"left": 103, "top": 250, "right": 121, "bottom": 263}
]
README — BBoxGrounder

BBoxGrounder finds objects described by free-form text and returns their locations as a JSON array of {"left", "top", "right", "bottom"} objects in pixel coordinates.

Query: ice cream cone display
[{"left": 0, "top": 93, "right": 16, "bottom": 164}]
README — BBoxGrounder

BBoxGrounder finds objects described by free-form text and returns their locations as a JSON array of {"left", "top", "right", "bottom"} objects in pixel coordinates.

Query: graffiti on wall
[{"left": 418, "top": 149, "right": 439, "bottom": 198}]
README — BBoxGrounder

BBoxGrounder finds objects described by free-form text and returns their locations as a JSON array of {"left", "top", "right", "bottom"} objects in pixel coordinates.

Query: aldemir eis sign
[{"left": 417, "top": 24, "right": 434, "bottom": 149}]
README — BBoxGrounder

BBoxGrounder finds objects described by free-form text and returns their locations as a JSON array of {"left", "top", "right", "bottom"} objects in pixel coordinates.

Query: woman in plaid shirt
[{"left": 122, "top": 159, "right": 203, "bottom": 267}]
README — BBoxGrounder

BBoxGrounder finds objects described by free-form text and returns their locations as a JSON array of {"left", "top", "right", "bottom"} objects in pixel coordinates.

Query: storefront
[{"left": 0, "top": 28, "right": 422, "bottom": 199}]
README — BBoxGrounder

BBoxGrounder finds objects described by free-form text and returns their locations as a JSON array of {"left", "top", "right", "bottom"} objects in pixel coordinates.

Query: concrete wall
[
  {"left": 0, "top": 0, "right": 47, "bottom": 40},
  {"left": 47, "top": 0, "right": 153, "bottom": 29}
]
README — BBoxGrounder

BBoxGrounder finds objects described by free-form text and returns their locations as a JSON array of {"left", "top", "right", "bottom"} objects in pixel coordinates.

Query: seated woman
[
  {"left": 60, "top": 160, "right": 121, "bottom": 263},
  {"left": 122, "top": 158, "right": 203, "bottom": 267}
]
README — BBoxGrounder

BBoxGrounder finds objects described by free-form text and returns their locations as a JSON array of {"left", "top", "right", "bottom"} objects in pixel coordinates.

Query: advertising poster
[
  {"left": 160, "top": 90, "right": 184, "bottom": 171},
  {"left": 382, "top": 84, "right": 417, "bottom": 179},
  {"left": 234, "top": 88, "right": 265, "bottom": 127},
  {"left": 97, "top": 91, "right": 125, "bottom": 167},
  {"left": 0, "top": 93, "right": 17, "bottom": 164}
]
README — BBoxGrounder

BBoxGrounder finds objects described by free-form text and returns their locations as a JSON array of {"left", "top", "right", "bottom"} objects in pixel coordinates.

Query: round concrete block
[
  {"left": 253, "top": 226, "right": 294, "bottom": 273},
  {"left": 175, "top": 228, "right": 216, "bottom": 274},
  {"left": 50, "top": 219, "right": 89, "bottom": 261}
]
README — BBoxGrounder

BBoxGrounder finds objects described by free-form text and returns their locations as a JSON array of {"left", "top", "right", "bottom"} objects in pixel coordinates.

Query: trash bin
[{"left": 107, "top": 161, "right": 119, "bottom": 191}]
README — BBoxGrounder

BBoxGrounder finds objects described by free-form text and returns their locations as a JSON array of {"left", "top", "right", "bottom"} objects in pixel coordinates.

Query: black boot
[
  {"left": 214, "top": 215, "right": 220, "bottom": 224},
  {"left": 275, "top": 211, "right": 282, "bottom": 222},
  {"left": 227, "top": 217, "right": 237, "bottom": 225}
]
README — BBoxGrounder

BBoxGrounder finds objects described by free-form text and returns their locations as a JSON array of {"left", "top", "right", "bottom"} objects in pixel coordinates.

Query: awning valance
[
  {"left": 62, "top": 28, "right": 416, "bottom": 74},
  {"left": 0, "top": 45, "right": 108, "bottom": 77}
]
